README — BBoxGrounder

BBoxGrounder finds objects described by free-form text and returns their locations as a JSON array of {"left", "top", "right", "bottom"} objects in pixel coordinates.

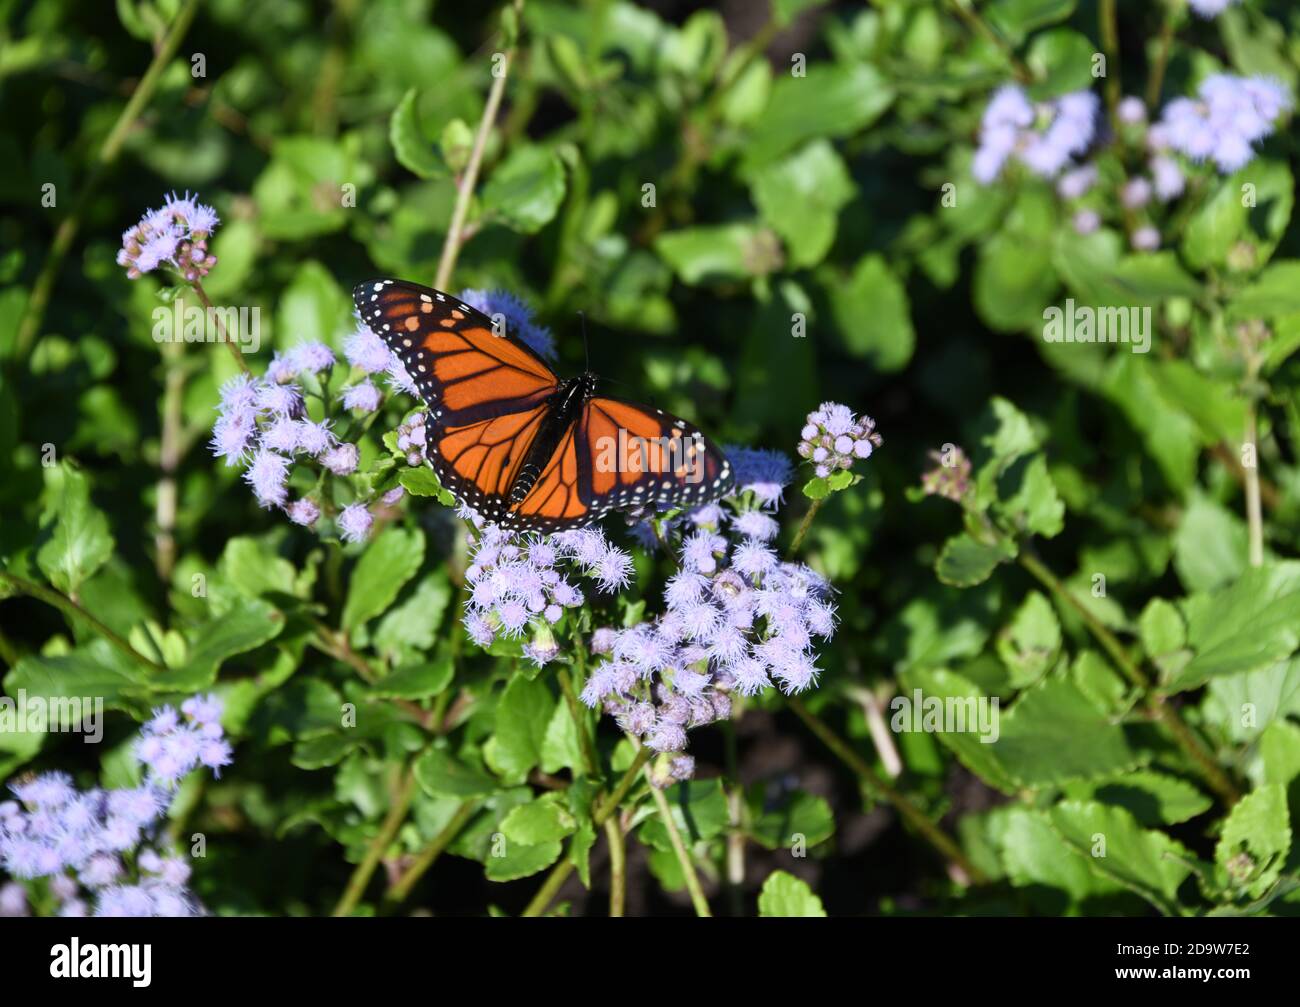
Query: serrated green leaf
[
  {"left": 935, "top": 533, "right": 1012, "bottom": 587},
  {"left": 1215, "top": 784, "right": 1291, "bottom": 899},
  {"left": 414, "top": 748, "right": 499, "bottom": 799},
  {"left": 389, "top": 89, "right": 446, "bottom": 180},
  {"left": 757, "top": 870, "right": 826, "bottom": 917},
  {"left": 481, "top": 145, "right": 566, "bottom": 234},
  {"left": 341, "top": 527, "right": 425, "bottom": 632},
  {"left": 36, "top": 463, "right": 114, "bottom": 596}
]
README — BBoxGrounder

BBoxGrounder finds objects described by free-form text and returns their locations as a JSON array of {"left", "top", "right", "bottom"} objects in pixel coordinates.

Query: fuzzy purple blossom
[
  {"left": 118, "top": 191, "right": 220, "bottom": 280},
  {"left": 338, "top": 503, "right": 373, "bottom": 543},
  {"left": 974, "top": 86, "right": 1099, "bottom": 183},
  {"left": 459, "top": 289, "right": 557, "bottom": 361},
  {"left": 797, "top": 402, "right": 883, "bottom": 478},
  {"left": 1156, "top": 74, "right": 1291, "bottom": 173}
]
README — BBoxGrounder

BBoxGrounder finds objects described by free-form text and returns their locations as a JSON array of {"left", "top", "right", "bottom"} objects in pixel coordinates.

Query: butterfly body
[{"left": 354, "top": 278, "right": 734, "bottom": 532}]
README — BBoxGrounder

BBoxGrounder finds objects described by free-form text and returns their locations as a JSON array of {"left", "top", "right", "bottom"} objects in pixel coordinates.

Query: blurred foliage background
[{"left": 5, "top": 0, "right": 1300, "bottom": 917}]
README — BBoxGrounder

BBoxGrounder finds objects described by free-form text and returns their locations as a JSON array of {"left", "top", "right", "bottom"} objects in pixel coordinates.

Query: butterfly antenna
[{"left": 578, "top": 311, "right": 590, "bottom": 372}]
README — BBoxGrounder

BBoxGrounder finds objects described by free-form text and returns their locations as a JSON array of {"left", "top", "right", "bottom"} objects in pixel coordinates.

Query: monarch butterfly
[{"left": 353, "top": 278, "right": 734, "bottom": 532}]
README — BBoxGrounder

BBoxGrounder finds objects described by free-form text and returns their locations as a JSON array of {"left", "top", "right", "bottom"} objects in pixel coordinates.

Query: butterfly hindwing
[
  {"left": 352, "top": 279, "right": 558, "bottom": 426},
  {"left": 575, "top": 397, "right": 734, "bottom": 516}
]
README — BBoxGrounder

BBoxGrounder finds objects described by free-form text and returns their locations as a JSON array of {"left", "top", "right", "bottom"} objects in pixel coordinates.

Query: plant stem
[
  {"left": 557, "top": 665, "right": 600, "bottom": 778},
  {"left": 946, "top": 0, "right": 1032, "bottom": 83},
  {"left": 1017, "top": 550, "right": 1241, "bottom": 806},
  {"left": 1145, "top": 6, "right": 1177, "bottom": 110},
  {"left": 647, "top": 766, "right": 712, "bottom": 917},
  {"left": 520, "top": 746, "right": 652, "bottom": 917},
  {"left": 190, "top": 279, "right": 251, "bottom": 375},
  {"left": 332, "top": 765, "right": 418, "bottom": 916},
  {"left": 788, "top": 497, "right": 824, "bottom": 555},
  {"left": 1245, "top": 404, "right": 1264, "bottom": 567},
  {"left": 1099, "top": 0, "right": 1122, "bottom": 132},
  {"left": 383, "top": 798, "right": 478, "bottom": 910},
  {"left": 434, "top": 0, "right": 525, "bottom": 289},
  {"left": 604, "top": 816, "right": 626, "bottom": 917},
  {"left": 155, "top": 339, "right": 186, "bottom": 584},
  {"left": 787, "top": 695, "right": 987, "bottom": 885},
  {"left": 12, "top": 0, "right": 203, "bottom": 364},
  {"left": 0, "top": 571, "right": 164, "bottom": 672}
]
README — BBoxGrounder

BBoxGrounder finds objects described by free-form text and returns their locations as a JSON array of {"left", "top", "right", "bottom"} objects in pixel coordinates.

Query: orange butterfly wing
[{"left": 354, "top": 279, "right": 557, "bottom": 426}]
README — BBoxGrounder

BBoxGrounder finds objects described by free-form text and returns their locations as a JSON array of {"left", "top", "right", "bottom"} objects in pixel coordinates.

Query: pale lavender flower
[
  {"left": 321, "top": 443, "right": 359, "bottom": 476},
  {"left": 342, "top": 381, "right": 382, "bottom": 412},
  {"left": 287, "top": 498, "right": 320, "bottom": 526},
  {"left": 1120, "top": 177, "right": 1152, "bottom": 209},
  {"left": 1118, "top": 96, "right": 1146, "bottom": 124},
  {"left": 1189, "top": 0, "right": 1238, "bottom": 16},
  {"left": 1156, "top": 74, "right": 1291, "bottom": 173},
  {"left": 1073, "top": 209, "right": 1101, "bottom": 234},
  {"left": 974, "top": 86, "right": 1098, "bottom": 183},
  {"left": 118, "top": 191, "right": 219, "bottom": 280},
  {"left": 797, "top": 402, "right": 882, "bottom": 477},
  {"left": 1150, "top": 156, "right": 1185, "bottom": 201},
  {"left": 244, "top": 449, "right": 290, "bottom": 508},
  {"left": 338, "top": 503, "right": 373, "bottom": 543},
  {"left": 1056, "top": 164, "right": 1097, "bottom": 200},
  {"left": 1132, "top": 226, "right": 1161, "bottom": 251},
  {"left": 288, "top": 340, "right": 335, "bottom": 375},
  {"left": 344, "top": 324, "right": 393, "bottom": 374}
]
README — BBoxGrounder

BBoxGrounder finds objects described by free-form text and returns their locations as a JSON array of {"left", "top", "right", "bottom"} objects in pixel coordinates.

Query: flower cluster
[
  {"left": 973, "top": 86, "right": 1099, "bottom": 184},
  {"left": 1153, "top": 74, "right": 1291, "bottom": 175},
  {"left": 117, "top": 191, "right": 219, "bottom": 281},
  {"left": 461, "top": 526, "right": 634, "bottom": 665},
  {"left": 797, "top": 402, "right": 883, "bottom": 478},
  {"left": 579, "top": 446, "right": 849, "bottom": 778},
  {"left": 921, "top": 445, "right": 972, "bottom": 503},
  {"left": 0, "top": 697, "right": 228, "bottom": 917}
]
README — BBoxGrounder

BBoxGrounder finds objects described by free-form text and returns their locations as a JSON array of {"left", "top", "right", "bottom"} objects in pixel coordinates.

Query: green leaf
[
  {"left": 159, "top": 597, "right": 284, "bottom": 691},
  {"left": 341, "top": 527, "right": 425, "bottom": 632},
  {"left": 373, "top": 571, "right": 452, "bottom": 658},
  {"left": 389, "top": 89, "right": 446, "bottom": 180},
  {"left": 757, "top": 870, "right": 827, "bottom": 917},
  {"left": 828, "top": 253, "right": 915, "bottom": 371},
  {"left": 996, "top": 454, "right": 1064, "bottom": 538},
  {"left": 1182, "top": 161, "right": 1293, "bottom": 271},
  {"left": 368, "top": 659, "right": 453, "bottom": 700},
  {"left": 995, "top": 678, "right": 1141, "bottom": 787},
  {"left": 414, "top": 748, "right": 498, "bottom": 799},
  {"left": 935, "top": 533, "right": 1013, "bottom": 588},
  {"left": 1049, "top": 800, "right": 1193, "bottom": 914},
  {"left": 218, "top": 536, "right": 297, "bottom": 599},
  {"left": 751, "top": 140, "right": 855, "bottom": 268},
  {"left": 743, "top": 63, "right": 893, "bottom": 169},
  {"left": 999, "top": 806, "right": 1120, "bottom": 902},
  {"left": 484, "top": 838, "right": 564, "bottom": 882},
  {"left": 655, "top": 223, "right": 781, "bottom": 285},
  {"left": 1170, "top": 562, "right": 1300, "bottom": 691},
  {"left": 639, "top": 778, "right": 729, "bottom": 850},
  {"left": 746, "top": 789, "right": 834, "bottom": 850},
  {"left": 481, "top": 145, "right": 566, "bottom": 234},
  {"left": 986, "top": 0, "right": 1076, "bottom": 44},
  {"left": 492, "top": 674, "right": 555, "bottom": 783},
  {"left": 1173, "top": 494, "right": 1248, "bottom": 593},
  {"left": 398, "top": 465, "right": 455, "bottom": 505},
  {"left": 1062, "top": 771, "right": 1212, "bottom": 827},
  {"left": 501, "top": 796, "right": 576, "bottom": 845},
  {"left": 3, "top": 643, "right": 145, "bottom": 713},
  {"left": 36, "top": 462, "right": 114, "bottom": 596},
  {"left": 996, "top": 590, "right": 1061, "bottom": 688},
  {"left": 1228, "top": 260, "right": 1300, "bottom": 319},
  {"left": 897, "top": 668, "right": 1018, "bottom": 793},
  {"left": 1215, "top": 784, "right": 1291, "bottom": 899}
]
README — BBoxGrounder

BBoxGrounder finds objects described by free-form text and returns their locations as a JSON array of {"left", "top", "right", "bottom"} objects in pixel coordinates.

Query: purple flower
[
  {"left": 1156, "top": 74, "right": 1291, "bottom": 173},
  {"left": 1131, "top": 226, "right": 1161, "bottom": 251},
  {"left": 1188, "top": 0, "right": 1238, "bottom": 17},
  {"left": 288, "top": 340, "right": 335, "bottom": 375},
  {"left": 1117, "top": 96, "right": 1146, "bottom": 124},
  {"left": 796, "top": 402, "right": 882, "bottom": 476},
  {"left": 342, "top": 381, "right": 382, "bottom": 412},
  {"left": 459, "top": 288, "right": 557, "bottom": 361},
  {"left": 244, "top": 448, "right": 290, "bottom": 508},
  {"left": 338, "top": 503, "right": 373, "bottom": 543},
  {"left": 974, "top": 86, "right": 1098, "bottom": 183},
  {"left": 344, "top": 324, "right": 393, "bottom": 374},
  {"left": 1073, "top": 209, "right": 1100, "bottom": 234},
  {"left": 118, "top": 191, "right": 220, "bottom": 279},
  {"left": 321, "top": 443, "right": 359, "bottom": 476}
]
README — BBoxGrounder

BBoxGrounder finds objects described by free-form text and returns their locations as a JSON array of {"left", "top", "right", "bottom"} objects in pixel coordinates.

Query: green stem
[
  {"left": 1145, "top": 6, "right": 1177, "bottom": 110},
  {"left": 604, "top": 816, "right": 626, "bottom": 917},
  {"left": 1245, "top": 402, "right": 1263, "bottom": 568},
  {"left": 788, "top": 497, "right": 824, "bottom": 555},
  {"left": 557, "top": 665, "right": 600, "bottom": 778},
  {"left": 331, "top": 765, "right": 418, "bottom": 917},
  {"left": 434, "top": 0, "right": 525, "bottom": 289},
  {"left": 520, "top": 745, "right": 652, "bottom": 917},
  {"left": 647, "top": 766, "right": 712, "bottom": 917},
  {"left": 787, "top": 695, "right": 988, "bottom": 885},
  {"left": 1016, "top": 550, "right": 1241, "bottom": 806},
  {"left": 12, "top": 0, "right": 204, "bottom": 363},
  {"left": 383, "top": 798, "right": 478, "bottom": 910},
  {"left": 1099, "top": 0, "right": 1122, "bottom": 132},
  {"left": 190, "top": 279, "right": 251, "bottom": 375},
  {"left": 0, "top": 571, "right": 164, "bottom": 672}
]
